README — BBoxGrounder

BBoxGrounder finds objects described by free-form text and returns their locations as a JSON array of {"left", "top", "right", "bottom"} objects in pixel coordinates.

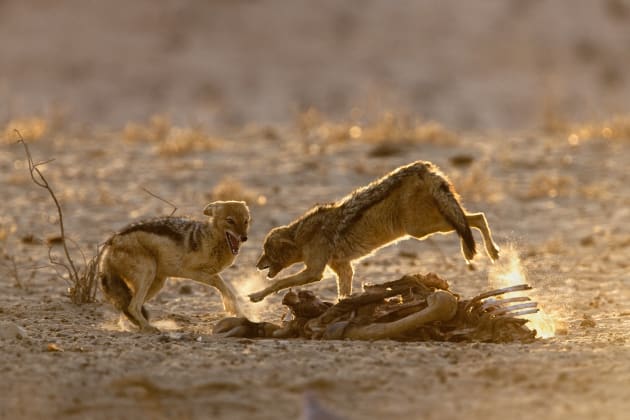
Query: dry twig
[
  {"left": 141, "top": 187, "right": 178, "bottom": 216},
  {"left": 2, "top": 252, "right": 22, "bottom": 288},
  {"left": 16, "top": 130, "right": 97, "bottom": 303}
]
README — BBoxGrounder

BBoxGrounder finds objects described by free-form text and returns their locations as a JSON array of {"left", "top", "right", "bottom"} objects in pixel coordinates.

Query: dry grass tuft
[
  {"left": 208, "top": 177, "right": 266, "bottom": 206},
  {"left": 573, "top": 114, "right": 630, "bottom": 141},
  {"left": 524, "top": 172, "right": 574, "bottom": 200},
  {"left": 0, "top": 216, "right": 17, "bottom": 241},
  {"left": 578, "top": 181, "right": 614, "bottom": 201},
  {"left": 297, "top": 108, "right": 458, "bottom": 147},
  {"left": 123, "top": 115, "right": 221, "bottom": 155},
  {"left": 451, "top": 163, "right": 503, "bottom": 203},
  {"left": 547, "top": 114, "right": 630, "bottom": 145},
  {"left": 540, "top": 235, "right": 567, "bottom": 255},
  {"left": 2, "top": 117, "right": 48, "bottom": 144},
  {"left": 123, "top": 114, "right": 171, "bottom": 143},
  {"left": 156, "top": 127, "right": 220, "bottom": 156}
]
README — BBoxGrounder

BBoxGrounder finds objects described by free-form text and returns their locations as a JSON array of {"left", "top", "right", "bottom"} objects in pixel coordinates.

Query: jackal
[
  {"left": 99, "top": 201, "right": 250, "bottom": 332},
  {"left": 249, "top": 161, "right": 499, "bottom": 303}
]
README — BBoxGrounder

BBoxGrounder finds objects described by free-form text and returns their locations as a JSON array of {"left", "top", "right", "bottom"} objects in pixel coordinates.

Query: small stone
[
  {"left": 580, "top": 314, "right": 597, "bottom": 328},
  {"left": 168, "top": 332, "right": 183, "bottom": 340},
  {"left": 46, "top": 235, "right": 64, "bottom": 245},
  {"left": 580, "top": 235, "right": 595, "bottom": 246},
  {"left": 449, "top": 154, "right": 475, "bottom": 167},
  {"left": 368, "top": 143, "right": 404, "bottom": 158},
  {"left": 21, "top": 234, "right": 42, "bottom": 245},
  {"left": 47, "top": 343, "right": 64, "bottom": 352}
]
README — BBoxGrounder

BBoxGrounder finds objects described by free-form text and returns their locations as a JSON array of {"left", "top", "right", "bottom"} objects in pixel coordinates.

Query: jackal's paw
[
  {"left": 140, "top": 325, "right": 161, "bottom": 334},
  {"left": 488, "top": 244, "right": 500, "bottom": 261},
  {"left": 248, "top": 291, "right": 266, "bottom": 303}
]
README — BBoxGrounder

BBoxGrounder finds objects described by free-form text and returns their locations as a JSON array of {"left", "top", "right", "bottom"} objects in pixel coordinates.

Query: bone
[
  {"left": 506, "top": 309, "right": 540, "bottom": 318},
  {"left": 481, "top": 296, "right": 531, "bottom": 311},
  {"left": 471, "top": 284, "right": 532, "bottom": 302},
  {"left": 342, "top": 290, "right": 458, "bottom": 340},
  {"left": 491, "top": 301, "right": 538, "bottom": 316}
]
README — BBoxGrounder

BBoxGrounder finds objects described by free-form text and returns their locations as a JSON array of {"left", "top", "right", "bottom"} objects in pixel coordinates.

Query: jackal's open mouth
[
  {"left": 225, "top": 231, "right": 241, "bottom": 255},
  {"left": 267, "top": 265, "right": 281, "bottom": 278},
  {"left": 256, "top": 255, "right": 280, "bottom": 277}
]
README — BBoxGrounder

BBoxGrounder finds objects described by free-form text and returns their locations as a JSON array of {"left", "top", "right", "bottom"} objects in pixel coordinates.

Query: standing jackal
[
  {"left": 249, "top": 161, "right": 500, "bottom": 303},
  {"left": 99, "top": 201, "right": 250, "bottom": 332}
]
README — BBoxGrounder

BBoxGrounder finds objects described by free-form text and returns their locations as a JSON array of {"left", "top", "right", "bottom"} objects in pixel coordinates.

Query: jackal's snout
[
  {"left": 256, "top": 253, "right": 270, "bottom": 270},
  {"left": 256, "top": 253, "right": 282, "bottom": 278}
]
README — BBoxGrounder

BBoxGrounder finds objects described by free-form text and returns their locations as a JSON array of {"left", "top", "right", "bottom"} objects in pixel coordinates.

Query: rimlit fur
[
  {"left": 99, "top": 201, "right": 250, "bottom": 332},
  {"left": 250, "top": 161, "right": 499, "bottom": 303}
]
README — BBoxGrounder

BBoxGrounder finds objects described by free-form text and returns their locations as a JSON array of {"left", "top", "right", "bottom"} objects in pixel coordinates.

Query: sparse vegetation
[
  {"left": 123, "top": 114, "right": 221, "bottom": 156},
  {"left": 209, "top": 177, "right": 265, "bottom": 206},
  {"left": 542, "top": 111, "right": 630, "bottom": 144},
  {"left": 17, "top": 132, "right": 97, "bottom": 304},
  {"left": 524, "top": 172, "right": 575, "bottom": 200},
  {"left": 451, "top": 162, "right": 504, "bottom": 204},
  {"left": 297, "top": 108, "right": 458, "bottom": 147},
  {"left": 2, "top": 117, "right": 49, "bottom": 144},
  {"left": 567, "top": 114, "right": 630, "bottom": 143}
]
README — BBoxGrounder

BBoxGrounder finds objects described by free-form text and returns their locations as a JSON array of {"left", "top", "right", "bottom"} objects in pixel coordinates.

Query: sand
[{"left": 1, "top": 1, "right": 629, "bottom": 419}]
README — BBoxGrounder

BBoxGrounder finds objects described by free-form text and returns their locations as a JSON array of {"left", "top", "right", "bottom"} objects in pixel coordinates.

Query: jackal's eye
[{"left": 226, "top": 217, "right": 235, "bottom": 225}]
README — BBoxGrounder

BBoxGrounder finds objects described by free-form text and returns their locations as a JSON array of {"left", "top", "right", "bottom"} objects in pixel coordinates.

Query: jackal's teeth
[{"left": 225, "top": 231, "right": 241, "bottom": 255}]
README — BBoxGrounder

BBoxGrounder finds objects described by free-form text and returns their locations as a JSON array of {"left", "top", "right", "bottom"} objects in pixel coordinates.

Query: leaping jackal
[{"left": 249, "top": 161, "right": 499, "bottom": 303}]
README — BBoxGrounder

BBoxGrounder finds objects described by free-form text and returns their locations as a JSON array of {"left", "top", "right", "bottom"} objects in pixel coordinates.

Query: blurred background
[{"left": 1, "top": 0, "right": 630, "bottom": 130}]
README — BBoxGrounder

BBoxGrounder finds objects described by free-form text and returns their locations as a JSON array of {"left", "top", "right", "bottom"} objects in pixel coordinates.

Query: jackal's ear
[{"left": 203, "top": 202, "right": 222, "bottom": 217}]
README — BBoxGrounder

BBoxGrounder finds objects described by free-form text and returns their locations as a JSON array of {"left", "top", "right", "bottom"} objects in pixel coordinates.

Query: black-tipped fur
[
  {"left": 112, "top": 217, "right": 187, "bottom": 245},
  {"left": 100, "top": 272, "right": 148, "bottom": 326},
  {"left": 436, "top": 181, "right": 476, "bottom": 260}
]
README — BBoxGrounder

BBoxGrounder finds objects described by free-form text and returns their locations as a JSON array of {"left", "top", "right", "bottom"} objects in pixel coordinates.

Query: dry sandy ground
[
  {"left": 1, "top": 123, "right": 629, "bottom": 419},
  {"left": 1, "top": 1, "right": 630, "bottom": 420}
]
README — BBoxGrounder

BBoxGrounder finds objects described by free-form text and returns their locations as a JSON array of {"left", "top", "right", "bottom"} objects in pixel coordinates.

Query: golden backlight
[{"left": 489, "top": 246, "right": 556, "bottom": 339}]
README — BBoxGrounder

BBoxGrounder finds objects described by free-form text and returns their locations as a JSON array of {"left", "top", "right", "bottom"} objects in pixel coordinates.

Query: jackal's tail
[
  {"left": 100, "top": 270, "right": 148, "bottom": 326},
  {"left": 428, "top": 174, "right": 476, "bottom": 261}
]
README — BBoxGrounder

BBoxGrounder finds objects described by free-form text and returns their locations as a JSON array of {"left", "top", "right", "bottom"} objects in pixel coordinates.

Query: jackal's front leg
[
  {"left": 329, "top": 260, "right": 353, "bottom": 299},
  {"left": 249, "top": 267, "right": 325, "bottom": 303},
  {"left": 187, "top": 271, "right": 243, "bottom": 316}
]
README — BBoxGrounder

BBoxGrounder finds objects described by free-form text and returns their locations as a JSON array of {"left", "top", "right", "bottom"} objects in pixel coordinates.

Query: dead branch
[
  {"left": 141, "top": 187, "right": 178, "bottom": 216},
  {"left": 17, "top": 131, "right": 79, "bottom": 282},
  {"left": 16, "top": 131, "right": 96, "bottom": 303}
]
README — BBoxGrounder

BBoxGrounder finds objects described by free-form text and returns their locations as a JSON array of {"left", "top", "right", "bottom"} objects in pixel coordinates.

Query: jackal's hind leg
[
  {"left": 127, "top": 263, "right": 160, "bottom": 333},
  {"left": 466, "top": 212, "right": 500, "bottom": 260},
  {"left": 145, "top": 276, "right": 167, "bottom": 302},
  {"left": 119, "top": 306, "right": 150, "bottom": 329},
  {"left": 329, "top": 260, "right": 353, "bottom": 299}
]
